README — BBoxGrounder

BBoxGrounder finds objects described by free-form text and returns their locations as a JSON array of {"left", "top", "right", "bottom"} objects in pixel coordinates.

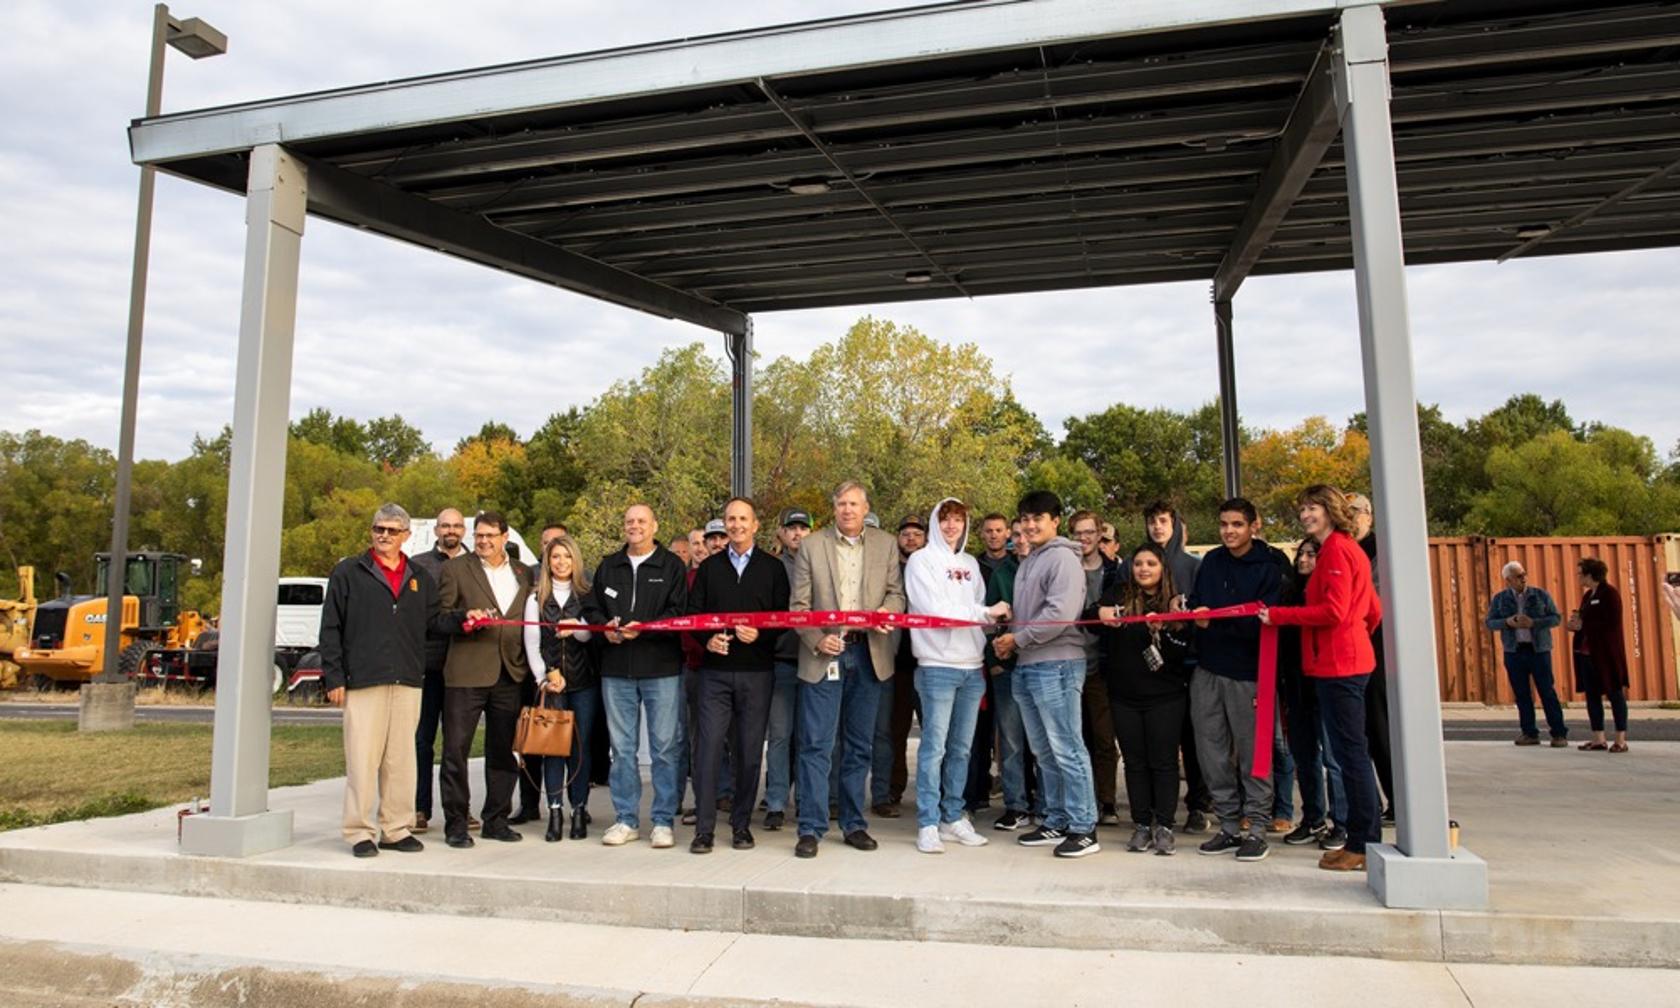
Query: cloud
[{"left": 4, "top": 0, "right": 1678, "bottom": 463}]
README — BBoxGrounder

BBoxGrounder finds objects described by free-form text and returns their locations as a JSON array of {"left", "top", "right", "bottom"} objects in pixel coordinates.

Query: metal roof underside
[{"left": 130, "top": 0, "right": 1680, "bottom": 329}]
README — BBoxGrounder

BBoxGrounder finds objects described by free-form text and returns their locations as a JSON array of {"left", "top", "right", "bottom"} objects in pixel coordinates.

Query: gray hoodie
[{"left": 1010, "top": 535, "right": 1086, "bottom": 665}]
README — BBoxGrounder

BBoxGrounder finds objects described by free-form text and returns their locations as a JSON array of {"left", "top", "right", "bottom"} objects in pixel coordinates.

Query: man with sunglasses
[{"left": 319, "top": 504, "right": 437, "bottom": 858}]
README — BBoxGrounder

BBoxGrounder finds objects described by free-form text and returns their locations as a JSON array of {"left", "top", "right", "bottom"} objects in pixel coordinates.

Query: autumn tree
[{"left": 1241, "top": 417, "right": 1371, "bottom": 531}]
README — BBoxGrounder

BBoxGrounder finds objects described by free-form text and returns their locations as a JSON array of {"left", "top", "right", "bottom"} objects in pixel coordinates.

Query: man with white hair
[{"left": 1484, "top": 560, "right": 1568, "bottom": 746}]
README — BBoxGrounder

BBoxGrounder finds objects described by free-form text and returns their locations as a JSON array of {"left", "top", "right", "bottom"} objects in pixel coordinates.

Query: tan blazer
[
  {"left": 790, "top": 526, "right": 906, "bottom": 683},
  {"left": 436, "top": 552, "right": 532, "bottom": 688}
]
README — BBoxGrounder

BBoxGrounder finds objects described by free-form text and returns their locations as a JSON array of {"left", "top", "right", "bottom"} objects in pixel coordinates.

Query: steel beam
[
  {"left": 295, "top": 153, "right": 748, "bottom": 336},
  {"left": 180, "top": 144, "right": 304, "bottom": 857},
  {"left": 728, "top": 319, "right": 754, "bottom": 499},
  {"left": 1498, "top": 154, "right": 1680, "bottom": 262},
  {"left": 1335, "top": 5, "right": 1486, "bottom": 910},
  {"left": 1214, "top": 298, "right": 1242, "bottom": 498}
]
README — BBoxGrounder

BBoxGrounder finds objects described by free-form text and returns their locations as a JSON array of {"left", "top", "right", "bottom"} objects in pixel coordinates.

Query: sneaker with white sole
[
  {"left": 1125, "top": 824, "right": 1154, "bottom": 852},
  {"left": 993, "top": 810, "right": 1029, "bottom": 831},
  {"left": 916, "top": 825, "right": 945, "bottom": 854},
  {"left": 1152, "top": 825, "right": 1176, "bottom": 856},
  {"left": 1054, "top": 832, "right": 1101, "bottom": 858},
  {"left": 939, "top": 818, "right": 989, "bottom": 847},
  {"left": 649, "top": 825, "right": 675, "bottom": 848},
  {"left": 601, "top": 822, "right": 638, "bottom": 846},
  {"left": 1018, "top": 825, "right": 1066, "bottom": 847}
]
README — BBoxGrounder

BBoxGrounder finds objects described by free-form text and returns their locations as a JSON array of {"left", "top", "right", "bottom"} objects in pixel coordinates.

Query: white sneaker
[
  {"left": 649, "top": 825, "right": 675, "bottom": 848},
  {"left": 916, "top": 825, "right": 945, "bottom": 854},
  {"left": 601, "top": 822, "right": 638, "bottom": 846},
  {"left": 940, "top": 818, "right": 990, "bottom": 847}
]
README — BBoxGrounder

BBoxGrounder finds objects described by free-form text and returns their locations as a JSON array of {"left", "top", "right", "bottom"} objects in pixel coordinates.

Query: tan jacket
[
  {"left": 790, "top": 526, "right": 906, "bottom": 683},
  {"left": 436, "top": 552, "right": 532, "bottom": 688}
]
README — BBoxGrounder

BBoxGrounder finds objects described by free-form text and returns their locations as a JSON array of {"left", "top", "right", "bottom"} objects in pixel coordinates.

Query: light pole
[{"left": 84, "top": 5, "right": 226, "bottom": 730}]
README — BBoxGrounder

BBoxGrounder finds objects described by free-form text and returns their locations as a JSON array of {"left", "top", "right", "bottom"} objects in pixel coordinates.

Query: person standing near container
[
  {"left": 1484, "top": 561, "right": 1568, "bottom": 747},
  {"left": 1569, "top": 557, "right": 1631, "bottom": 752}
]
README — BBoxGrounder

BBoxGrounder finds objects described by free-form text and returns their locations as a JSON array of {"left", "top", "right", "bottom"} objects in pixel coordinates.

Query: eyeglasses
[
  {"left": 372, "top": 525, "right": 407, "bottom": 538},
  {"left": 1073, "top": 528, "right": 1101, "bottom": 539}
]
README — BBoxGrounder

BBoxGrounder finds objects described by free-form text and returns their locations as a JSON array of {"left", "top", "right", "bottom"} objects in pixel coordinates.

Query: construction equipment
[
  {"left": 0, "top": 566, "right": 37, "bottom": 689},
  {"left": 13, "top": 552, "right": 205, "bottom": 690}
]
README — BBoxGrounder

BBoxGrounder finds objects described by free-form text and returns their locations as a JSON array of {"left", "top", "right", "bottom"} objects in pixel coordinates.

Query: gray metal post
[
  {"left": 728, "top": 317, "right": 754, "bottom": 498},
  {"left": 180, "top": 144, "right": 305, "bottom": 857},
  {"left": 1214, "top": 297, "right": 1241, "bottom": 498},
  {"left": 1336, "top": 5, "right": 1486, "bottom": 909}
]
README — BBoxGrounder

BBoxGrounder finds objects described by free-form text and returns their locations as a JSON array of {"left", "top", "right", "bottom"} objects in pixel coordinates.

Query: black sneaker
[
  {"left": 1183, "top": 809, "right": 1209, "bottom": 835},
  {"left": 1236, "top": 834, "right": 1269, "bottom": 862},
  {"left": 1382, "top": 805, "right": 1396, "bottom": 824},
  {"left": 1319, "top": 825, "right": 1349, "bottom": 851},
  {"left": 993, "top": 810, "right": 1029, "bottom": 831},
  {"left": 1018, "top": 825, "right": 1066, "bottom": 847},
  {"left": 1284, "top": 820, "right": 1329, "bottom": 846},
  {"left": 1125, "top": 824, "right": 1154, "bottom": 852},
  {"left": 1098, "top": 803, "right": 1121, "bottom": 826},
  {"left": 1054, "top": 832, "right": 1101, "bottom": 858},
  {"left": 1198, "top": 830, "right": 1243, "bottom": 855},
  {"left": 763, "top": 810, "right": 785, "bottom": 831}
]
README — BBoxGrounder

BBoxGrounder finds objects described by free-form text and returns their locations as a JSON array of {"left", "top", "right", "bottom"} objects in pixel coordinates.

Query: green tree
[
  {"left": 1242, "top": 417, "right": 1371, "bottom": 531},
  {"left": 1021, "top": 455, "right": 1104, "bottom": 513},
  {"left": 1465, "top": 427, "right": 1680, "bottom": 535},
  {"left": 364, "top": 414, "right": 431, "bottom": 469},
  {"left": 0, "top": 431, "right": 115, "bottom": 594},
  {"left": 1058, "top": 400, "right": 1230, "bottom": 534},
  {"left": 290, "top": 408, "right": 368, "bottom": 459}
]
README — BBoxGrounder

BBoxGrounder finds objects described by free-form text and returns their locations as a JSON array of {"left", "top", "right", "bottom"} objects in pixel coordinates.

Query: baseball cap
[
  {"left": 863, "top": 511, "right": 881, "bottom": 529},
  {"left": 898, "top": 513, "right": 928, "bottom": 532},
  {"left": 703, "top": 518, "right": 727, "bottom": 537},
  {"left": 780, "top": 508, "right": 812, "bottom": 528}
]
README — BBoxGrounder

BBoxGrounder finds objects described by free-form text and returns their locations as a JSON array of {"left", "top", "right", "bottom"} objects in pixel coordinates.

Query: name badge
[{"left": 604, "top": 586, "right": 619, "bottom": 599}]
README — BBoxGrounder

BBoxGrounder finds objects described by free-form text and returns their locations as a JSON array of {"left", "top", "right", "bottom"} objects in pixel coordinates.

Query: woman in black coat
[
  {"left": 1568, "top": 556, "right": 1630, "bottom": 752},
  {"left": 523, "top": 535, "right": 601, "bottom": 839}
]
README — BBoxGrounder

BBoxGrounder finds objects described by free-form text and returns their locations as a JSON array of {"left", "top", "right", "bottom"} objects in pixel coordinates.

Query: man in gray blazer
[
  {"left": 790, "top": 480, "right": 906, "bottom": 857},
  {"left": 434, "top": 510, "right": 532, "bottom": 848}
]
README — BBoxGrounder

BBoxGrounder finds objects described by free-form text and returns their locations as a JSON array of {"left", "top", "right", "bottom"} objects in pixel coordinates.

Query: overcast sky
[{"left": 5, "top": 0, "right": 1677, "bottom": 463}]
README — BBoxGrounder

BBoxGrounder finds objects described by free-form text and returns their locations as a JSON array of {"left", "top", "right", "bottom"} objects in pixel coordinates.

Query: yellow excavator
[
  {"left": 0, "top": 566, "right": 37, "bottom": 689},
  {"left": 12, "top": 552, "right": 205, "bottom": 690}
]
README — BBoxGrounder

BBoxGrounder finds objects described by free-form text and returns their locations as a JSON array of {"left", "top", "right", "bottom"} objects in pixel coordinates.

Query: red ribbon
[{"left": 466, "top": 603, "right": 1277, "bottom": 778}]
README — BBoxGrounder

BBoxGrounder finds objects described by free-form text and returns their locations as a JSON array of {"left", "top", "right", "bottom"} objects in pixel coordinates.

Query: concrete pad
[
  {"left": 1367, "top": 843, "right": 1489, "bottom": 909},
  {"left": 76, "top": 681, "right": 136, "bottom": 731}
]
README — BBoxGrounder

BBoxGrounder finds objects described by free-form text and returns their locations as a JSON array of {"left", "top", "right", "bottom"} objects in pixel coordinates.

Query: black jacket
[
  {"left": 583, "top": 545, "right": 688, "bottom": 679},
  {"left": 318, "top": 551, "right": 437, "bottom": 692},
  {"left": 538, "top": 588, "right": 599, "bottom": 693},
  {"left": 686, "top": 547, "right": 790, "bottom": 671},
  {"left": 1187, "top": 539, "right": 1291, "bottom": 681},
  {"left": 773, "top": 548, "right": 801, "bottom": 663},
  {"left": 408, "top": 545, "right": 463, "bottom": 673},
  {"left": 1094, "top": 598, "right": 1193, "bottom": 703}
]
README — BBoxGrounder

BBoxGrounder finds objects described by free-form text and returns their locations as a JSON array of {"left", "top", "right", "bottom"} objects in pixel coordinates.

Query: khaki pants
[{"left": 342, "top": 683, "right": 422, "bottom": 844}]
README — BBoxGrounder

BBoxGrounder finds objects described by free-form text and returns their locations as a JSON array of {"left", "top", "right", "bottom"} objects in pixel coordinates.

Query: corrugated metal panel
[{"left": 1430, "top": 536, "right": 1680, "bottom": 703}]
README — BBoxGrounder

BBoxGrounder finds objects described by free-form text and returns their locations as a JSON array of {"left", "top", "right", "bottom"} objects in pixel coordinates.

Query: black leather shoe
[
  {"left": 377, "top": 836, "right": 423, "bottom": 853},
  {"left": 763, "top": 810, "right": 785, "bottom": 831},
  {"left": 843, "top": 830, "right": 878, "bottom": 851},
  {"left": 795, "top": 835, "right": 819, "bottom": 858},
  {"left": 445, "top": 833, "right": 474, "bottom": 849},
  {"left": 481, "top": 826, "right": 523, "bottom": 842},
  {"left": 690, "top": 833, "right": 714, "bottom": 854},
  {"left": 569, "top": 810, "right": 588, "bottom": 839},
  {"left": 732, "top": 828, "right": 755, "bottom": 850},
  {"left": 545, "top": 807, "right": 564, "bottom": 843},
  {"left": 352, "top": 840, "right": 378, "bottom": 858},
  {"left": 509, "top": 806, "right": 539, "bottom": 825}
]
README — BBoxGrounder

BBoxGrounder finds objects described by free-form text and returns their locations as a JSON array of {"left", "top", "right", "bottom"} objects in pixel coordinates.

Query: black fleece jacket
[
  {"left": 318, "top": 551, "right": 437, "bottom": 692},
  {"left": 686, "top": 546, "right": 791, "bottom": 671}
]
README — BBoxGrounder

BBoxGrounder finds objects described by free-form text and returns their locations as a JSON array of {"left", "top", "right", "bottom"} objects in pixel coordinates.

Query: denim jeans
[
  {"left": 913, "top": 665, "right": 985, "bottom": 829},
  {"left": 763, "top": 661, "right": 800, "bottom": 812},
  {"left": 796, "top": 641, "right": 881, "bottom": 838},
  {"left": 601, "top": 675, "right": 682, "bottom": 830},
  {"left": 991, "top": 668, "right": 1035, "bottom": 813},
  {"left": 1504, "top": 647, "right": 1568, "bottom": 739},
  {"left": 542, "top": 684, "right": 598, "bottom": 810},
  {"left": 1316, "top": 674, "right": 1381, "bottom": 854},
  {"left": 1285, "top": 673, "right": 1346, "bottom": 826},
  {"left": 871, "top": 675, "right": 896, "bottom": 805},
  {"left": 1270, "top": 707, "right": 1296, "bottom": 821},
  {"left": 1012, "top": 659, "right": 1097, "bottom": 834}
]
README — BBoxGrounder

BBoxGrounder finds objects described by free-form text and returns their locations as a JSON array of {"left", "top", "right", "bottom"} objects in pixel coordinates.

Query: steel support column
[
  {"left": 180, "top": 144, "right": 305, "bottom": 857},
  {"left": 1336, "top": 6, "right": 1486, "bottom": 909},
  {"left": 728, "top": 318, "right": 754, "bottom": 498},
  {"left": 1214, "top": 297, "right": 1241, "bottom": 498}
]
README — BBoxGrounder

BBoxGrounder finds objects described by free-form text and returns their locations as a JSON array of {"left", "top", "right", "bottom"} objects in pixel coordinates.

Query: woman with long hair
[
  {"left": 1092, "top": 542, "right": 1192, "bottom": 856},
  {"left": 1260, "top": 485, "right": 1382, "bottom": 872},
  {"left": 1569, "top": 556, "right": 1630, "bottom": 752},
  {"left": 522, "top": 535, "right": 599, "bottom": 841}
]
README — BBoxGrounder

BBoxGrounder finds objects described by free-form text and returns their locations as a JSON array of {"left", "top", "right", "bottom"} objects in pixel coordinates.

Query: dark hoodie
[
  {"left": 1186, "top": 538, "right": 1289, "bottom": 681},
  {"left": 1151, "top": 512, "right": 1201, "bottom": 601}
]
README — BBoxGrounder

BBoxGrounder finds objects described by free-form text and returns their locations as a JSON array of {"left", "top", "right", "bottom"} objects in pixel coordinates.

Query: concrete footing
[
  {"left": 76, "top": 681, "right": 137, "bottom": 732},
  {"left": 179, "top": 809, "right": 294, "bottom": 857},
  {"left": 1367, "top": 843, "right": 1489, "bottom": 910}
]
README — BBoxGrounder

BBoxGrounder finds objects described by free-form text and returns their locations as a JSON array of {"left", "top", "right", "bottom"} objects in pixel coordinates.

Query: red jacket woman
[{"left": 1268, "top": 530, "right": 1382, "bottom": 678}]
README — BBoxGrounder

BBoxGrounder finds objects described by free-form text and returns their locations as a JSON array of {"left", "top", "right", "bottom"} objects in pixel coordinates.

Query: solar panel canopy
[{"left": 129, "top": 0, "right": 1680, "bottom": 329}]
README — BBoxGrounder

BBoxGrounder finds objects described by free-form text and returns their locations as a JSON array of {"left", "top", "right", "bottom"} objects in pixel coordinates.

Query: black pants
[
  {"left": 1179, "top": 690, "right": 1211, "bottom": 813},
  {"left": 1577, "top": 652, "right": 1629, "bottom": 732},
  {"left": 1112, "top": 693, "right": 1187, "bottom": 828},
  {"left": 1319, "top": 674, "right": 1382, "bottom": 855},
  {"left": 694, "top": 667, "right": 773, "bottom": 836},
  {"left": 413, "top": 667, "right": 445, "bottom": 817},
  {"left": 440, "top": 670, "right": 523, "bottom": 838},
  {"left": 517, "top": 675, "right": 544, "bottom": 813},
  {"left": 589, "top": 685, "right": 612, "bottom": 786},
  {"left": 1366, "top": 631, "right": 1395, "bottom": 813}
]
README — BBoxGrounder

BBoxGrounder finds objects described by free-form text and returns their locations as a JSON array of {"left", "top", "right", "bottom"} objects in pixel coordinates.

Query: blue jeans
[
  {"left": 542, "top": 684, "right": 598, "bottom": 810},
  {"left": 764, "top": 661, "right": 800, "bottom": 812},
  {"left": 601, "top": 675, "right": 682, "bottom": 830},
  {"left": 1505, "top": 647, "right": 1567, "bottom": 739},
  {"left": 1012, "top": 659, "right": 1097, "bottom": 834},
  {"left": 913, "top": 665, "right": 985, "bottom": 829},
  {"left": 796, "top": 641, "right": 881, "bottom": 838},
  {"left": 991, "top": 668, "right": 1038, "bottom": 814},
  {"left": 1285, "top": 674, "right": 1346, "bottom": 826},
  {"left": 1270, "top": 706, "right": 1296, "bottom": 821},
  {"left": 871, "top": 676, "right": 896, "bottom": 805},
  {"left": 1317, "top": 675, "right": 1380, "bottom": 854}
]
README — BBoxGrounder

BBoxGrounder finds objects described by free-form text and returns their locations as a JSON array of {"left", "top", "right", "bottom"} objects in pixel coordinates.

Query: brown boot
[{"left": 1319, "top": 849, "right": 1367, "bottom": 872}]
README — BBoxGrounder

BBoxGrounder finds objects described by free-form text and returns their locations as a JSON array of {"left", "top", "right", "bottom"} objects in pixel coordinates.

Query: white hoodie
[{"left": 903, "top": 496, "right": 990, "bottom": 669}]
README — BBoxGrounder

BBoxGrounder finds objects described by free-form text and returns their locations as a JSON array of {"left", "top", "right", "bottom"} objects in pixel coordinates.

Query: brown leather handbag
[{"left": 514, "top": 680, "right": 573, "bottom": 758}]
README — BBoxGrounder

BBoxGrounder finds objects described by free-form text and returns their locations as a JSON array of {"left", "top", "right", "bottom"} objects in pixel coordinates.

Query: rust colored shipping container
[{"left": 1426, "top": 536, "right": 1680, "bottom": 704}]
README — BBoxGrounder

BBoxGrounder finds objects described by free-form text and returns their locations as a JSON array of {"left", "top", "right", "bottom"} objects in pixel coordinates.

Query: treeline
[{"left": 3, "top": 317, "right": 1677, "bottom": 615}]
